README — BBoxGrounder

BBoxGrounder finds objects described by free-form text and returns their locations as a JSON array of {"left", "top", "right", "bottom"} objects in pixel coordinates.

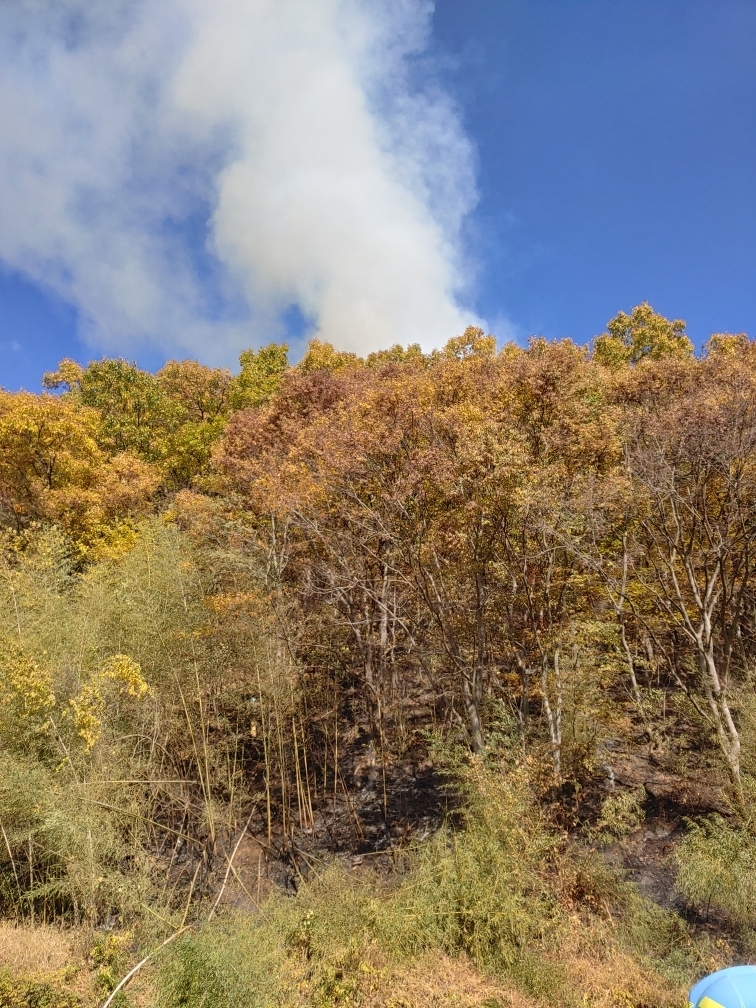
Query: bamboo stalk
[
  {"left": 299, "top": 721, "right": 315, "bottom": 829},
  {"left": 292, "top": 717, "right": 304, "bottom": 830},
  {"left": 0, "top": 821, "right": 23, "bottom": 916},
  {"left": 256, "top": 667, "right": 273, "bottom": 844}
]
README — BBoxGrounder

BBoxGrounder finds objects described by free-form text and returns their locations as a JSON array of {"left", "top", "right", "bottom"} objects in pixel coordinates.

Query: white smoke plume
[{"left": 0, "top": 0, "right": 478, "bottom": 363}]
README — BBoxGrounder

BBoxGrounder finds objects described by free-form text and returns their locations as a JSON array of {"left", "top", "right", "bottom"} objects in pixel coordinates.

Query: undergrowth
[
  {"left": 673, "top": 808, "right": 756, "bottom": 948},
  {"left": 0, "top": 971, "right": 82, "bottom": 1008},
  {"left": 156, "top": 759, "right": 711, "bottom": 1008}
]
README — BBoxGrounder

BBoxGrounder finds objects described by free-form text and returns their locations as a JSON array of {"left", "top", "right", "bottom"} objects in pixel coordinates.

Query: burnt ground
[
  {"left": 601, "top": 803, "right": 682, "bottom": 909},
  {"left": 213, "top": 744, "right": 454, "bottom": 905},
  {"left": 265, "top": 754, "right": 452, "bottom": 892},
  {"left": 593, "top": 799, "right": 754, "bottom": 980},
  {"left": 211, "top": 735, "right": 742, "bottom": 951}
]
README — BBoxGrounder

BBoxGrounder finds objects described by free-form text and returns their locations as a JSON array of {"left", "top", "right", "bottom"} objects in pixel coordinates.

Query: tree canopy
[{"left": 2, "top": 306, "right": 755, "bottom": 1007}]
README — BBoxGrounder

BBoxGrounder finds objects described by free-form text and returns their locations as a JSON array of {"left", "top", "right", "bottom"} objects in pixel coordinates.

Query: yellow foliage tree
[
  {"left": 0, "top": 392, "right": 104, "bottom": 528},
  {"left": 68, "top": 654, "right": 151, "bottom": 752},
  {"left": 442, "top": 326, "right": 497, "bottom": 360},
  {"left": 365, "top": 342, "right": 426, "bottom": 367},
  {"left": 297, "top": 339, "right": 364, "bottom": 373},
  {"left": 0, "top": 636, "right": 56, "bottom": 753},
  {"left": 705, "top": 332, "right": 753, "bottom": 357},
  {"left": 0, "top": 389, "right": 163, "bottom": 553},
  {"left": 593, "top": 302, "right": 694, "bottom": 367}
]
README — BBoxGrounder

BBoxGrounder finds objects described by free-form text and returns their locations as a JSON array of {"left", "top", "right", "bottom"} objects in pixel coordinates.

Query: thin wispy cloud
[{"left": 0, "top": 0, "right": 479, "bottom": 362}]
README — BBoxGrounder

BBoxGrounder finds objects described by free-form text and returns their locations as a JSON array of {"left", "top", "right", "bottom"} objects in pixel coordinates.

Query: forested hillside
[{"left": 2, "top": 304, "right": 756, "bottom": 1008}]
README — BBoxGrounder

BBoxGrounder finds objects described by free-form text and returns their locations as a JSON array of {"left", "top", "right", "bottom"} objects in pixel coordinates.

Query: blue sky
[
  {"left": 1, "top": 0, "right": 755, "bottom": 390},
  {"left": 433, "top": 0, "right": 756, "bottom": 349}
]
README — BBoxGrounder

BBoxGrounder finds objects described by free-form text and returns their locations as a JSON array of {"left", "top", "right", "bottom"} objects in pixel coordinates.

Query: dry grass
[
  {"left": 0, "top": 922, "right": 74, "bottom": 974},
  {"left": 562, "top": 950, "right": 678, "bottom": 1008},
  {"left": 374, "top": 952, "right": 540, "bottom": 1008},
  {"left": 555, "top": 916, "right": 685, "bottom": 1008},
  {"left": 0, "top": 922, "right": 117, "bottom": 1007}
]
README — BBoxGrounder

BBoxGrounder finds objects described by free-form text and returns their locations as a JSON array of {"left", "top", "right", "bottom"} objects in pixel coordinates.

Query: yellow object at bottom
[{"left": 698, "top": 997, "right": 726, "bottom": 1008}]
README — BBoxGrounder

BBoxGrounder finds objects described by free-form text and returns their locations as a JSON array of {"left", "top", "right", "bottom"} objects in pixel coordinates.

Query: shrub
[{"left": 673, "top": 814, "right": 756, "bottom": 930}]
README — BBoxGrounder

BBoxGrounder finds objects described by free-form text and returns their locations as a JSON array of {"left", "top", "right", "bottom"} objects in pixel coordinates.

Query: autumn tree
[
  {"left": 490, "top": 338, "right": 621, "bottom": 778},
  {"left": 217, "top": 333, "right": 619, "bottom": 764},
  {"left": 44, "top": 355, "right": 239, "bottom": 489},
  {"left": 620, "top": 354, "right": 756, "bottom": 793},
  {"left": 441, "top": 325, "right": 497, "bottom": 361},
  {"left": 593, "top": 302, "right": 694, "bottom": 368},
  {"left": 58, "top": 358, "right": 170, "bottom": 457},
  {"left": 231, "top": 342, "right": 289, "bottom": 410},
  {"left": 157, "top": 360, "right": 233, "bottom": 421},
  {"left": 296, "top": 338, "right": 364, "bottom": 374}
]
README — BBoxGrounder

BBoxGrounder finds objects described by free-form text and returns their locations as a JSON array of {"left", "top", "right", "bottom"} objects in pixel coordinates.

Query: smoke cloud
[{"left": 0, "top": 0, "right": 478, "bottom": 362}]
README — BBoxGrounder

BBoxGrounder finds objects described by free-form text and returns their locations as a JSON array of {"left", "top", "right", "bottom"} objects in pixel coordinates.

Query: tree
[
  {"left": 231, "top": 343, "right": 289, "bottom": 410},
  {"left": 593, "top": 303, "right": 694, "bottom": 368},
  {"left": 442, "top": 326, "right": 496, "bottom": 361},
  {"left": 157, "top": 360, "right": 233, "bottom": 422},
  {"left": 217, "top": 336, "right": 618, "bottom": 762},
  {"left": 366, "top": 343, "right": 425, "bottom": 368},
  {"left": 622, "top": 355, "right": 756, "bottom": 793},
  {"left": 45, "top": 356, "right": 235, "bottom": 490},
  {"left": 296, "top": 339, "right": 363, "bottom": 374},
  {"left": 67, "top": 358, "right": 170, "bottom": 458},
  {"left": 0, "top": 390, "right": 161, "bottom": 549},
  {"left": 0, "top": 391, "right": 103, "bottom": 530}
]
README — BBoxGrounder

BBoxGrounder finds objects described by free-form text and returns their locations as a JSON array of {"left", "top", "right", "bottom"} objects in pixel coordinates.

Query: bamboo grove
[{"left": 2, "top": 302, "right": 756, "bottom": 939}]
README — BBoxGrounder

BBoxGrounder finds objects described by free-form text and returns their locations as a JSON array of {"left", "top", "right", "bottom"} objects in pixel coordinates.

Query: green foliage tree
[
  {"left": 43, "top": 356, "right": 236, "bottom": 492},
  {"left": 231, "top": 343, "right": 289, "bottom": 409},
  {"left": 71, "top": 358, "right": 170, "bottom": 457}
]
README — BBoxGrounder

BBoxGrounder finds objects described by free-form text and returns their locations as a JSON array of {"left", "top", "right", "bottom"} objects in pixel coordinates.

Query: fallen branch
[
  {"left": 207, "top": 806, "right": 257, "bottom": 922},
  {"left": 101, "top": 926, "right": 192, "bottom": 1008}
]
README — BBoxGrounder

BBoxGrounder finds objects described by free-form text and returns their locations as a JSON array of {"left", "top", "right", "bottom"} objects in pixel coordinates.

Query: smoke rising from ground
[{"left": 0, "top": 1, "right": 478, "bottom": 362}]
